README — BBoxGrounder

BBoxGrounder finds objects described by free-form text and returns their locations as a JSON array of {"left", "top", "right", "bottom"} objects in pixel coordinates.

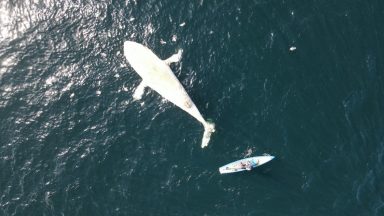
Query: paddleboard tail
[{"left": 201, "top": 121, "right": 215, "bottom": 148}]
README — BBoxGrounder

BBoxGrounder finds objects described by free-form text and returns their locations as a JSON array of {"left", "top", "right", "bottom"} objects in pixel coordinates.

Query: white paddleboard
[{"left": 219, "top": 155, "right": 275, "bottom": 174}]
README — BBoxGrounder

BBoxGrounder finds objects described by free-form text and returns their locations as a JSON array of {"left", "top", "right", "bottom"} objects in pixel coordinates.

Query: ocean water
[{"left": 1, "top": 0, "right": 383, "bottom": 215}]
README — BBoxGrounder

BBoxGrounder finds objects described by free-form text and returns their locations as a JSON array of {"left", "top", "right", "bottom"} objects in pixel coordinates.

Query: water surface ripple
[{"left": 1, "top": 0, "right": 383, "bottom": 215}]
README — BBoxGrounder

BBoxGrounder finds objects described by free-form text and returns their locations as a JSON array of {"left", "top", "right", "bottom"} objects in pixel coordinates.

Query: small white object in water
[
  {"left": 96, "top": 90, "right": 101, "bottom": 95},
  {"left": 45, "top": 76, "right": 56, "bottom": 85},
  {"left": 289, "top": 46, "right": 297, "bottom": 51},
  {"left": 172, "top": 35, "right": 177, "bottom": 42},
  {"left": 179, "top": 22, "right": 186, "bottom": 27},
  {"left": 244, "top": 148, "right": 253, "bottom": 157},
  {"left": 160, "top": 39, "right": 167, "bottom": 44}
]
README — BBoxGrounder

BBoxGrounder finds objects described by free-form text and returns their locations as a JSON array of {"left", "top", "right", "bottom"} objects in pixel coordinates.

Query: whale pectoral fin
[
  {"left": 133, "top": 81, "right": 147, "bottom": 100},
  {"left": 164, "top": 49, "right": 183, "bottom": 65}
]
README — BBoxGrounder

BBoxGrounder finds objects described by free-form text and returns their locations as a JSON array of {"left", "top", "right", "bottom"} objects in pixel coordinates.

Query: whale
[{"left": 123, "top": 41, "right": 215, "bottom": 148}]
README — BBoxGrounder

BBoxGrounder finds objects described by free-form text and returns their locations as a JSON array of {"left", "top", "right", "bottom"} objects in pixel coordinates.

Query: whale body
[{"left": 124, "top": 41, "right": 215, "bottom": 148}]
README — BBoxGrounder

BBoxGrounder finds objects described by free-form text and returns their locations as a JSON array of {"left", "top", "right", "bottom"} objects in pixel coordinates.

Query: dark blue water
[{"left": 1, "top": 0, "right": 384, "bottom": 215}]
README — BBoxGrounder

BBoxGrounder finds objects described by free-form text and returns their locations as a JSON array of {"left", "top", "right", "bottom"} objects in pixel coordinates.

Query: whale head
[{"left": 124, "top": 41, "right": 141, "bottom": 59}]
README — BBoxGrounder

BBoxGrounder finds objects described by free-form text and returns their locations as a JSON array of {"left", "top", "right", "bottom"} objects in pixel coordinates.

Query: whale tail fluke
[
  {"left": 201, "top": 121, "right": 215, "bottom": 148},
  {"left": 164, "top": 49, "right": 183, "bottom": 65}
]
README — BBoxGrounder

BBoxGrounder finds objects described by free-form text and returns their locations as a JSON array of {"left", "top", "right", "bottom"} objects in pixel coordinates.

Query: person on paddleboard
[
  {"left": 245, "top": 161, "right": 252, "bottom": 171},
  {"left": 239, "top": 161, "right": 253, "bottom": 171}
]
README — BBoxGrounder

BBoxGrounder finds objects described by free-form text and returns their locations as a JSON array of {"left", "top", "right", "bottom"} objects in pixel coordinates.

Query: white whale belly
[{"left": 124, "top": 41, "right": 203, "bottom": 122}]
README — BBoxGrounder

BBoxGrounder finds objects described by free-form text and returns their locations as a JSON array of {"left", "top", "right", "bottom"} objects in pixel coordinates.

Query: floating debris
[
  {"left": 160, "top": 39, "right": 167, "bottom": 44},
  {"left": 179, "top": 22, "right": 186, "bottom": 27},
  {"left": 172, "top": 35, "right": 177, "bottom": 42},
  {"left": 289, "top": 46, "right": 297, "bottom": 51}
]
